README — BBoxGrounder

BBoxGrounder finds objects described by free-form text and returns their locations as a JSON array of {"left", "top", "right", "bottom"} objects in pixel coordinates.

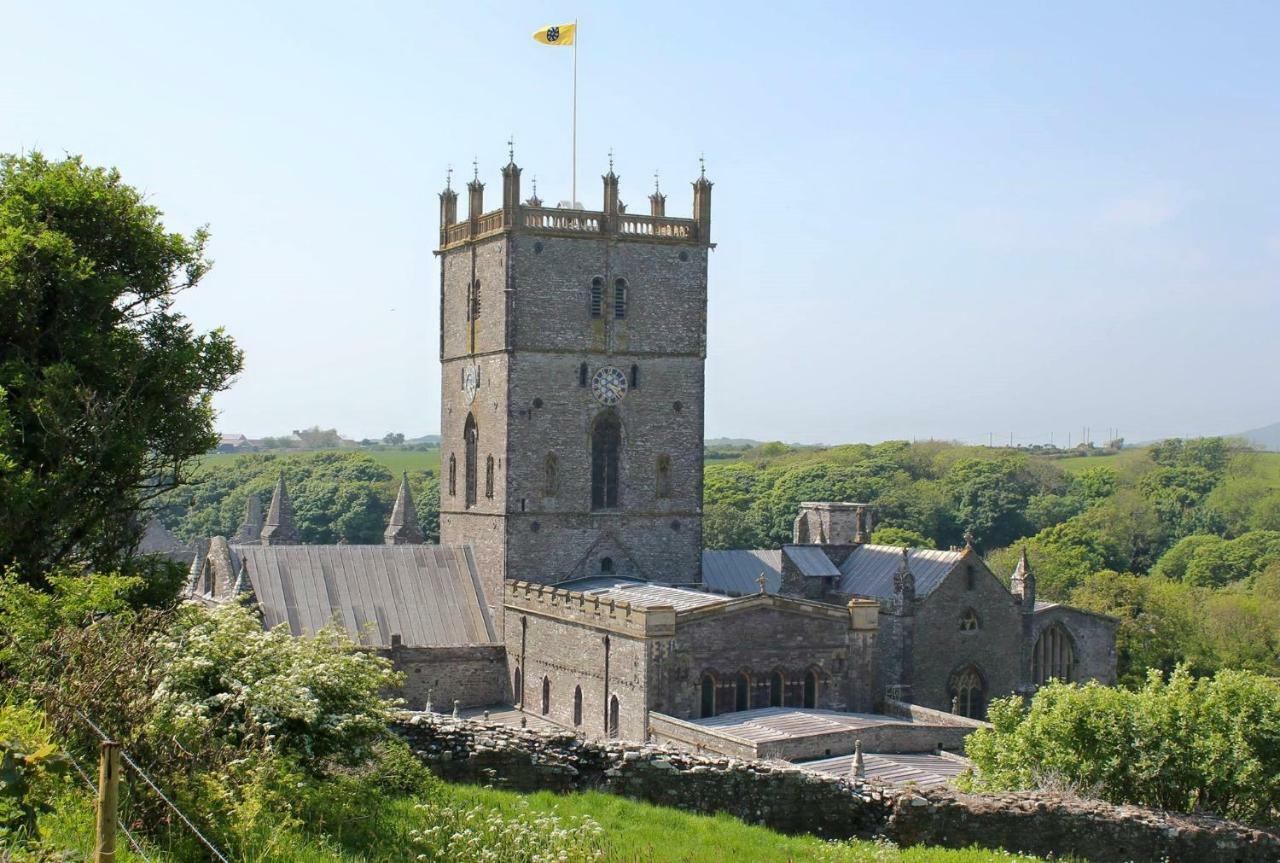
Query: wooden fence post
[{"left": 94, "top": 740, "right": 120, "bottom": 863}]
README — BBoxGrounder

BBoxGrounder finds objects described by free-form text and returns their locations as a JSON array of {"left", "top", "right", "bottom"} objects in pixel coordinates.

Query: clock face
[
  {"left": 462, "top": 364, "right": 479, "bottom": 404},
  {"left": 591, "top": 366, "right": 628, "bottom": 406}
]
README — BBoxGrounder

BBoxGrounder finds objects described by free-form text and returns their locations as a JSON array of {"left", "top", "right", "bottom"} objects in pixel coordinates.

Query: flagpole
[{"left": 571, "top": 19, "right": 578, "bottom": 207}]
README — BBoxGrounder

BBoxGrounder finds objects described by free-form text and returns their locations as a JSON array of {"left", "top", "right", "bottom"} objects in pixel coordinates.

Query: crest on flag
[
  {"left": 547, "top": 26, "right": 560, "bottom": 42},
  {"left": 533, "top": 23, "right": 575, "bottom": 46}
]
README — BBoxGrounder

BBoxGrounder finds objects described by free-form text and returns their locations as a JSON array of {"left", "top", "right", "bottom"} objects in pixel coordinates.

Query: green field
[
  {"left": 197, "top": 448, "right": 441, "bottom": 476},
  {"left": 1056, "top": 447, "right": 1280, "bottom": 479}
]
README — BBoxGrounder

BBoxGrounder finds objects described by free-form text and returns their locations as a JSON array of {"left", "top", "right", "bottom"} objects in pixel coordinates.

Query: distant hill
[
  {"left": 1237, "top": 422, "right": 1280, "bottom": 452},
  {"left": 705, "top": 437, "right": 763, "bottom": 448}
]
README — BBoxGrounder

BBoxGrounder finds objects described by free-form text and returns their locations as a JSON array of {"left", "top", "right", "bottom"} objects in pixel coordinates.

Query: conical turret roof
[
  {"left": 384, "top": 473, "right": 425, "bottom": 545},
  {"left": 260, "top": 472, "right": 300, "bottom": 545}
]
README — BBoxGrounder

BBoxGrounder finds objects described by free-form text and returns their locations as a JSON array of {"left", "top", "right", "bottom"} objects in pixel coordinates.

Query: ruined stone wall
[
  {"left": 1029, "top": 604, "right": 1118, "bottom": 687},
  {"left": 648, "top": 604, "right": 870, "bottom": 718},
  {"left": 396, "top": 713, "right": 1280, "bottom": 863},
  {"left": 381, "top": 645, "right": 508, "bottom": 710}
]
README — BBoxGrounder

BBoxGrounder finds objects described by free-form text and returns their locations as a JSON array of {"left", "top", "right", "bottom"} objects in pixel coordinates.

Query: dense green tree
[
  {"left": 964, "top": 668, "right": 1280, "bottom": 824},
  {"left": 869, "top": 526, "right": 934, "bottom": 549},
  {"left": 0, "top": 153, "right": 242, "bottom": 584},
  {"left": 942, "top": 456, "right": 1039, "bottom": 550}
]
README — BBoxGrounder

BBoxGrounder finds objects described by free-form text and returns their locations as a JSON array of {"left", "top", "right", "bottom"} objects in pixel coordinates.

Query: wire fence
[{"left": 72, "top": 707, "right": 232, "bottom": 863}]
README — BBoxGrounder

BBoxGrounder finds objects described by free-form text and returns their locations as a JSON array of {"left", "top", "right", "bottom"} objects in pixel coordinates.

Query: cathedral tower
[{"left": 437, "top": 153, "right": 712, "bottom": 626}]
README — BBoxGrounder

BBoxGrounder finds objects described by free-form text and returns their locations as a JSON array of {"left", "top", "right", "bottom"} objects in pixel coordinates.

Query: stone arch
[
  {"left": 463, "top": 413, "right": 478, "bottom": 508},
  {"left": 803, "top": 667, "right": 822, "bottom": 709},
  {"left": 735, "top": 671, "right": 751, "bottom": 712},
  {"left": 949, "top": 664, "right": 987, "bottom": 719},
  {"left": 613, "top": 278, "right": 627, "bottom": 319},
  {"left": 590, "top": 410, "right": 622, "bottom": 510},
  {"left": 1033, "top": 622, "right": 1076, "bottom": 684},
  {"left": 769, "top": 670, "right": 786, "bottom": 708},
  {"left": 699, "top": 672, "right": 717, "bottom": 718}
]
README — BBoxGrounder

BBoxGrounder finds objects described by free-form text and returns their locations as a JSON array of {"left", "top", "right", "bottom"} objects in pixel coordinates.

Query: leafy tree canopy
[{"left": 0, "top": 153, "right": 241, "bottom": 583}]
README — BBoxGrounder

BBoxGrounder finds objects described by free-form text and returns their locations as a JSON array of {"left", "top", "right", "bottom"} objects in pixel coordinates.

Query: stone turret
[
  {"left": 893, "top": 547, "right": 916, "bottom": 613},
  {"left": 1010, "top": 546, "right": 1036, "bottom": 611},
  {"left": 792, "top": 502, "right": 871, "bottom": 546},
  {"left": 384, "top": 472, "right": 425, "bottom": 545},
  {"left": 260, "top": 472, "right": 300, "bottom": 546},
  {"left": 234, "top": 494, "right": 264, "bottom": 544}
]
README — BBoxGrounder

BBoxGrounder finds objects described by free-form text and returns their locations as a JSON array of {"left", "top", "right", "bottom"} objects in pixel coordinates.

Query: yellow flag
[{"left": 532, "top": 23, "right": 575, "bottom": 46}]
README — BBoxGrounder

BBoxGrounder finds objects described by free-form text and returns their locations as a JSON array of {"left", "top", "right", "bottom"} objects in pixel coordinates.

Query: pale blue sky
[{"left": 4, "top": 2, "right": 1277, "bottom": 444}]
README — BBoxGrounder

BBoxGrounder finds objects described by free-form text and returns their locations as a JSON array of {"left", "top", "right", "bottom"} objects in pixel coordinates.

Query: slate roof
[
  {"left": 700, "top": 549, "right": 782, "bottom": 595},
  {"left": 837, "top": 544, "right": 964, "bottom": 600},
  {"left": 232, "top": 544, "right": 495, "bottom": 647},
  {"left": 783, "top": 545, "right": 842, "bottom": 577}
]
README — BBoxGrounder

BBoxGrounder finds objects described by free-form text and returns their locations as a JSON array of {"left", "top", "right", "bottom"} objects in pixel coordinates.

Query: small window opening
[
  {"left": 700, "top": 674, "right": 716, "bottom": 718},
  {"left": 960, "top": 608, "right": 980, "bottom": 631},
  {"left": 613, "top": 278, "right": 627, "bottom": 319},
  {"left": 630, "top": 364, "right": 639, "bottom": 389},
  {"left": 541, "top": 676, "right": 551, "bottom": 715},
  {"left": 544, "top": 453, "right": 559, "bottom": 496},
  {"left": 656, "top": 454, "right": 672, "bottom": 499},
  {"left": 447, "top": 454, "right": 457, "bottom": 497},
  {"left": 590, "top": 278, "right": 604, "bottom": 318},
  {"left": 573, "top": 686, "right": 583, "bottom": 726},
  {"left": 600, "top": 557, "right": 614, "bottom": 574},
  {"left": 485, "top": 455, "right": 495, "bottom": 499},
  {"left": 579, "top": 362, "right": 588, "bottom": 387},
  {"left": 770, "top": 672, "right": 785, "bottom": 707}
]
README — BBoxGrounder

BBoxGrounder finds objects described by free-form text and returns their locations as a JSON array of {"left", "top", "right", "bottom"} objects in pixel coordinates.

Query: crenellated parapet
[
  {"left": 504, "top": 580, "right": 676, "bottom": 638},
  {"left": 439, "top": 156, "right": 711, "bottom": 251}
]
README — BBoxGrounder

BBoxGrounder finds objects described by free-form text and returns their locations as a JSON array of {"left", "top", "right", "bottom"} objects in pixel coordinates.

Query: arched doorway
[
  {"left": 949, "top": 665, "right": 986, "bottom": 719},
  {"left": 608, "top": 695, "right": 620, "bottom": 739},
  {"left": 803, "top": 669, "right": 819, "bottom": 709},
  {"left": 591, "top": 411, "right": 621, "bottom": 510},
  {"left": 770, "top": 672, "right": 785, "bottom": 708},
  {"left": 700, "top": 673, "right": 716, "bottom": 718},
  {"left": 735, "top": 672, "right": 750, "bottom": 712}
]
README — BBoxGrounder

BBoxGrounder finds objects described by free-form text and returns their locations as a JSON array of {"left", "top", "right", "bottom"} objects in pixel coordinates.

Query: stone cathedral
[{"left": 187, "top": 151, "right": 1117, "bottom": 748}]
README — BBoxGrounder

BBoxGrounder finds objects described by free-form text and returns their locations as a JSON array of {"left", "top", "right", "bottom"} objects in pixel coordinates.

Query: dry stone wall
[{"left": 394, "top": 713, "right": 1280, "bottom": 863}]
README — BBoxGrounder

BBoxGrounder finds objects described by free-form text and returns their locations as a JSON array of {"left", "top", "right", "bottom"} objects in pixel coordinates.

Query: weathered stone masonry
[{"left": 397, "top": 714, "right": 1280, "bottom": 863}]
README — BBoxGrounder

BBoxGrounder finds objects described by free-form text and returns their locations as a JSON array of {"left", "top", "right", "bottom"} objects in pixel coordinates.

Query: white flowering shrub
[
  {"left": 409, "top": 798, "right": 604, "bottom": 863},
  {"left": 150, "top": 602, "right": 401, "bottom": 769}
]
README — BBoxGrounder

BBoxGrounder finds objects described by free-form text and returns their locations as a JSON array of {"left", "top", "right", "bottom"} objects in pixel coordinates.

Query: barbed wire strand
[
  {"left": 64, "top": 746, "right": 153, "bottom": 863},
  {"left": 75, "top": 708, "right": 232, "bottom": 863}
]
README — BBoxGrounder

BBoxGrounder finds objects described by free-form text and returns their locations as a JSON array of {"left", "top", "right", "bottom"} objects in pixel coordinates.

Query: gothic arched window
[
  {"left": 448, "top": 454, "right": 457, "bottom": 497},
  {"left": 573, "top": 686, "right": 583, "bottom": 726},
  {"left": 541, "top": 675, "right": 551, "bottom": 715},
  {"left": 949, "top": 665, "right": 986, "bottom": 719},
  {"left": 959, "top": 608, "right": 981, "bottom": 632},
  {"left": 735, "top": 672, "right": 750, "bottom": 712},
  {"left": 463, "top": 414, "right": 478, "bottom": 508},
  {"left": 1033, "top": 623, "right": 1076, "bottom": 684},
  {"left": 590, "top": 277, "right": 604, "bottom": 318},
  {"left": 484, "top": 455, "right": 495, "bottom": 499},
  {"left": 803, "top": 669, "right": 820, "bottom": 709},
  {"left": 591, "top": 410, "right": 621, "bottom": 510},
  {"left": 770, "top": 671, "right": 785, "bottom": 707},
  {"left": 613, "top": 278, "right": 627, "bottom": 319},
  {"left": 655, "top": 454, "right": 672, "bottom": 499},
  {"left": 544, "top": 453, "right": 559, "bottom": 497},
  {"left": 700, "top": 673, "right": 716, "bottom": 718},
  {"left": 513, "top": 664, "right": 522, "bottom": 706},
  {"left": 608, "top": 694, "right": 620, "bottom": 738}
]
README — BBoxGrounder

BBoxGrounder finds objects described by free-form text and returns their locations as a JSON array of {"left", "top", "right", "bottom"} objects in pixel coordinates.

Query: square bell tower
[{"left": 436, "top": 155, "right": 713, "bottom": 628}]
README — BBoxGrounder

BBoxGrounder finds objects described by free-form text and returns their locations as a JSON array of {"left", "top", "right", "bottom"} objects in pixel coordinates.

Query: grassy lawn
[{"left": 35, "top": 780, "right": 1052, "bottom": 863}]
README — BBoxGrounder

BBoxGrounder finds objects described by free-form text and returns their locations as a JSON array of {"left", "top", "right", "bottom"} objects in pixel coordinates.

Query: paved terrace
[{"left": 649, "top": 707, "right": 975, "bottom": 760}]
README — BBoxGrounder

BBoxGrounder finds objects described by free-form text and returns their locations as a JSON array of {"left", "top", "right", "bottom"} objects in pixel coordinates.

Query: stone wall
[
  {"left": 381, "top": 645, "right": 508, "bottom": 710},
  {"left": 395, "top": 713, "right": 1280, "bottom": 863},
  {"left": 1030, "top": 604, "right": 1118, "bottom": 687}
]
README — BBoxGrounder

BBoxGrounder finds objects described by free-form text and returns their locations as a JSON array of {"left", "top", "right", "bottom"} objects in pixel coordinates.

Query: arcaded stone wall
[
  {"left": 396, "top": 713, "right": 1280, "bottom": 863},
  {"left": 1030, "top": 604, "right": 1118, "bottom": 687},
  {"left": 647, "top": 603, "right": 873, "bottom": 717},
  {"left": 381, "top": 644, "right": 508, "bottom": 710}
]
